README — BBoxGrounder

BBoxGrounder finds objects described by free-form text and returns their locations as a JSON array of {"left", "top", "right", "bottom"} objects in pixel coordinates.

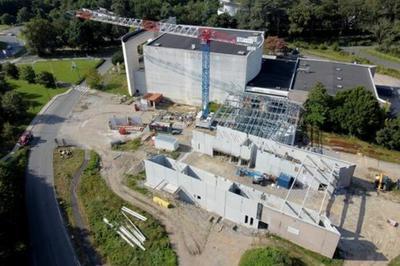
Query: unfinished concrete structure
[
  {"left": 192, "top": 126, "right": 355, "bottom": 193},
  {"left": 145, "top": 155, "right": 342, "bottom": 258}
]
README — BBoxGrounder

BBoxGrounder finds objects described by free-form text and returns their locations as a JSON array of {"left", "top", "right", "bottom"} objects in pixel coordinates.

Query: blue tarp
[{"left": 277, "top": 173, "right": 294, "bottom": 189}]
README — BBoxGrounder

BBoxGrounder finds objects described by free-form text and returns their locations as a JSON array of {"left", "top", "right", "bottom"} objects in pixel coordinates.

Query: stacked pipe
[{"left": 102, "top": 206, "right": 148, "bottom": 251}]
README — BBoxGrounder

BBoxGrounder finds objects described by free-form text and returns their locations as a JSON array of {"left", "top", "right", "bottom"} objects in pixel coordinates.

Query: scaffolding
[{"left": 212, "top": 93, "right": 301, "bottom": 145}]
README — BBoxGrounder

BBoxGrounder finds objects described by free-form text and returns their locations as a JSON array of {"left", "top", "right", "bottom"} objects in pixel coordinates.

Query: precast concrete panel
[
  {"left": 144, "top": 45, "right": 248, "bottom": 105},
  {"left": 261, "top": 207, "right": 340, "bottom": 258}
]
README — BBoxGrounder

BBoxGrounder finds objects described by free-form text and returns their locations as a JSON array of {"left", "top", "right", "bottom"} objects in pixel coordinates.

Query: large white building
[
  {"left": 122, "top": 30, "right": 385, "bottom": 107},
  {"left": 122, "top": 28, "right": 264, "bottom": 105}
]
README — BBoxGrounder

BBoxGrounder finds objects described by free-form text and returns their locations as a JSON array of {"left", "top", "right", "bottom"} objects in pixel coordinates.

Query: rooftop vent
[
  {"left": 238, "top": 50, "right": 246, "bottom": 55},
  {"left": 337, "top": 84, "right": 343, "bottom": 89},
  {"left": 337, "top": 77, "right": 343, "bottom": 80},
  {"left": 154, "top": 42, "right": 161, "bottom": 46},
  {"left": 191, "top": 44, "right": 196, "bottom": 50},
  {"left": 336, "top": 67, "right": 342, "bottom": 71}
]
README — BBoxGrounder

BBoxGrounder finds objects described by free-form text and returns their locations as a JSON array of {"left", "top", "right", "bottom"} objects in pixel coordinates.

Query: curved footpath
[{"left": 26, "top": 59, "right": 111, "bottom": 266}]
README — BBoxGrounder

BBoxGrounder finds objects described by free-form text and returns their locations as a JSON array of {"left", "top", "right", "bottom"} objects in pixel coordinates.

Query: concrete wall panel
[{"left": 144, "top": 45, "right": 249, "bottom": 105}]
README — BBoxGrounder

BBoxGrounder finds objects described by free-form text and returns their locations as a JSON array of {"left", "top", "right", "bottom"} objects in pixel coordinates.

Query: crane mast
[{"left": 75, "top": 8, "right": 260, "bottom": 119}]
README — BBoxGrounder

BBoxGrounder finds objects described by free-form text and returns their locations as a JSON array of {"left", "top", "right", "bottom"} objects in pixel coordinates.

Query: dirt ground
[{"left": 59, "top": 90, "right": 400, "bottom": 266}]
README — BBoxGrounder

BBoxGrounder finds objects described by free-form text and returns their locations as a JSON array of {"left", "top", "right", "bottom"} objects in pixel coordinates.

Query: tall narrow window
[
  {"left": 250, "top": 217, "right": 254, "bottom": 225},
  {"left": 244, "top": 215, "right": 248, "bottom": 224}
]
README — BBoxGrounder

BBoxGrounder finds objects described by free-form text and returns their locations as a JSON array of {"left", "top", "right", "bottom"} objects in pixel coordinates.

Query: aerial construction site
[{"left": 38, "top": 7, "right": 400, "bottom": 266}]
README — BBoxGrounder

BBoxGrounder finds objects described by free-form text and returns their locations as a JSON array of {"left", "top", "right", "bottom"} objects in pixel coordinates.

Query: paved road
[
  {"left": 26, "top": 58, "right": 112, "bottom": 266},
  {"left": 342, "top": 46, "right": 400, "bottom": 70}
]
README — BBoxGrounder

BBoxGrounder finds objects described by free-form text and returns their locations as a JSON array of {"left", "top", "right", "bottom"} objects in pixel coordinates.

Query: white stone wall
[{"left": 143, "top": 44, "right": 261, "bottom": 105}]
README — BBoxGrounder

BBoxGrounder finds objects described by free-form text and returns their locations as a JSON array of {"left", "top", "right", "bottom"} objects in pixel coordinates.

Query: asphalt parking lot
[{"left": 0, "top": 26, "right": 24, "bottom": 60}]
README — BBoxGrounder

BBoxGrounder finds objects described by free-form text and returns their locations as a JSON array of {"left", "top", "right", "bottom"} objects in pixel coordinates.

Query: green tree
[
  {"left": 303, "top": 83, "right": 331, "bottom": 129},
  {"left": 0, "top": 13, "right": 16, "bottom": 25},
  {"left": 1, "top": 90, "right": 26, "bottom": 121},
  {"left": 3, "top": 62, "right": 19, "bottom": 79},
  {"left": 111, "top": 50, "right": 124, "bottom": 65},
  {"left": 85, "top": 68, "right": 102, "bottom": 89},
  {"left": 16, "top": 7, "right": 31, "bottom": 23},
  {"left": 376, "top": 117, "right": 400, "bottom": 150},
  {"left": 288, "top": 0, "right": 314, "bottom": 35},
  {"left": 0, "top": 72, "right": 10, "bottom": 93},
  {"left": 22, "top": 18, "right": 58, "bottom": 55},
  {"left": 67, "top": 20, "right": 104, "bottom": 50},
  {"left": 332, "top": 87, "right": 384, "bottom": 140},
  {"left": 1, "top": 122, "right": 15, "bottom": 147},
  {"left": 371, "top": 18, "right": 392, "bottom": 45},
  {"left": 20, "top": 65, "right": 36, "bottom": 83},
  {"left": 36, "top": 71, "right": 56, "bottom": 88},
  {"left": 207, "top": 13, "right": 238, "bottom": 28}
]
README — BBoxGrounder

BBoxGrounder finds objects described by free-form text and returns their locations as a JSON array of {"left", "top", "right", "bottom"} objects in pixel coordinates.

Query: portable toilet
[{"left": 277, "top": 173, "right": 294, "bottom": 189}]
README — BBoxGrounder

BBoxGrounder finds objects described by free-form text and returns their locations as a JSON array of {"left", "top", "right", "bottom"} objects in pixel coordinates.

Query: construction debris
[
  {"left": 121, "top": 206, "right": 147, "bottom": 221},
  {"left": 109, "top": 116, "right": 145, "bottom": 134}
]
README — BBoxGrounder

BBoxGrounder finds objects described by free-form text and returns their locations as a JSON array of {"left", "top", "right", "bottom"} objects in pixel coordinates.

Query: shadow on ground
[{"left": 326, "top": 177, "right": 387, "bottom": 261}]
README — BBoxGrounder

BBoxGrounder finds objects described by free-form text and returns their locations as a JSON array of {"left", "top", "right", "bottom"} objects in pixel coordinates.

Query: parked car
[{"left": 18, "top": 131, "right": 33, "bottom": 146}]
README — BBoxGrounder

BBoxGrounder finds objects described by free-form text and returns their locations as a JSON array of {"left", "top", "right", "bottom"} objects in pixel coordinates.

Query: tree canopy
[{"left": 303, "top": 83, "right": 386, "bottom": 143}]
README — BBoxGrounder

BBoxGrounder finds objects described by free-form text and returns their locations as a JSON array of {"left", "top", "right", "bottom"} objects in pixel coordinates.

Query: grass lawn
[
  {"left": 125, "top": 171, "right": 150, "bottom": 196},
  {"left": 79, "top": 152, "right": 177, "bottom": 265},
  {"left": 20, "top": 59, "right": 102, "bottom": 84},
  {"left": 389, "top": 254, "right": 400, "bottom": 266},
  {"left": 240, "top": 235, "right": 343, "bottom": 266},
  {"left": 7, "top": 78, "right": 67, "bottom": 116},
  {"left": 364, "top": 48, "right": 400, "bottom": 64},
  {"left": 0, "top": 24, "right": 10, "bottom": 32},
  {"left": 53, "top": 148, "right": 85, "bottom": 226},
  {"left": 112, "top": 138, "right": 142, "bottom": 152},
  {"left": 53, "top": 148, "right": 87, "bottom": 262},
  {"left": 317, "top": 132, "right": 400, "bottom": 164},
  {"left": 101, "top": 69, "right": 129, "bottom": 95}
]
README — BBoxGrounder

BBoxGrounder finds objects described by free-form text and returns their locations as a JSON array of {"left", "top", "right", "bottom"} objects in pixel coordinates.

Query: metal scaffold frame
[{"left": 212, "top": 93, "right": 301, "bottom": 144}]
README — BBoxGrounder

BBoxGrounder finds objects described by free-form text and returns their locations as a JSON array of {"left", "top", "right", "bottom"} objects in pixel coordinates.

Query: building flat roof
[
  {"left": 292, "top": 59, "right": 376, "bottom": 95},
  {"left": 147, "top": 27, "right": 263, "bottom": 55},
  {"left": 148, "top": 33, "right": 251, "bottom": 55},
  {"left": 247, "top": 58, "right": 297, "bottom": 90}
]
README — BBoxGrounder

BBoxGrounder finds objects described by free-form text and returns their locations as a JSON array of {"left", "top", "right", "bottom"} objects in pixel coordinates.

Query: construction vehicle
[
  {"left": 375, "top": 173, "right": 392, "bottom": 191},
  {"left": 18, "top": 130, "right": 33, "bottom": 146},
  {"left": 236, "top": 167, "right": 268, "bottom": 185},
  {"left": 74, "top": 8, "right": 260, "bottom": 127}
]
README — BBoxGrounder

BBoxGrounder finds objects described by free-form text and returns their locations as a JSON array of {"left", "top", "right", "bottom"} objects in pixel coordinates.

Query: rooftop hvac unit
[
  {"left": 336, "top": 67, "right": 342, "bottom": 71},
  {"left": 191, "top": 44, "right": 196, "bottom": 50},
  {"left": 337, "top": 84, "right": 343, "bottom": 89},
  {"left": 337, "top": 77, "right": 343, "bottom": 80},
  {"left": 154, "top": 42, "right": 161, "bottom": 46},
  {"left": 238, "top": 50, "right": 246, "bottom": 55}
]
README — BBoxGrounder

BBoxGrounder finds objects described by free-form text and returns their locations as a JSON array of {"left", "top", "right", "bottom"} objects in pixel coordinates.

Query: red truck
[{"left": 18, "top": 131, "right": 33, "bottom": 146}]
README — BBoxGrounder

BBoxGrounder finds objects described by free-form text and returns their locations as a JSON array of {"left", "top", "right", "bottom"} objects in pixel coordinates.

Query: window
[
  {"left": 197, "top": 195, "right": 201, "bottom": 200},
  {"left": 250, "top": 217, "right": 254, "bottom": 225},
  {"left": 244, "top": 215, "right": 248, "bottom": 223}
]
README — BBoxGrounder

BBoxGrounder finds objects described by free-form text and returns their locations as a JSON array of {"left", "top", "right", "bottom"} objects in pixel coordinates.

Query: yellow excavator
[{"left": 375, "top": 173, "right": 392, "bottom": 191}]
